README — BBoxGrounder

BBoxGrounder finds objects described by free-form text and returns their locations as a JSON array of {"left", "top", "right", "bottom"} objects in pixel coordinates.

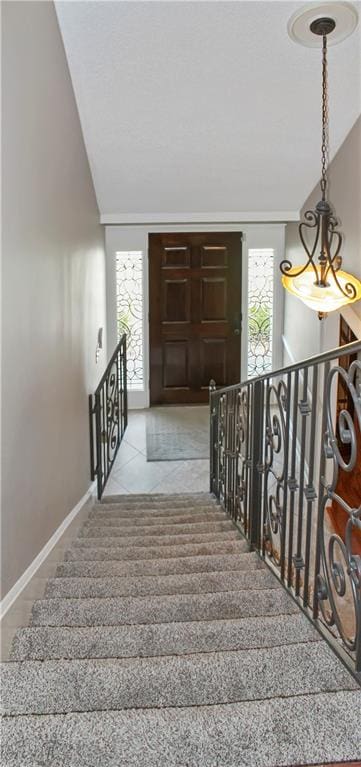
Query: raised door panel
[
  {"left": 161, "top": 279, "right": 191, "bottom": 324},
  {"left": 161, "top": 246, "right": 191, "bottom": 269},
  {"left": 200, "top": 245, "right": 228, "bottom": 269},
  {"left": 199, "top": 338, "right": 227, "bottom": 388},
  {"left": 163, "top": 341, "right": 190, "bottom": 390},
  {"left": 200, "top": 278, "right": 227, "bottom": 323}
]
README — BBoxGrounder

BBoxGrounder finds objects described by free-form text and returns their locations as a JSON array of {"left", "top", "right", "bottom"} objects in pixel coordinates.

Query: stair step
[
  {"left": 80, "top": 520, "right": 234, "bottom": 537},
  {"left": 73, "top": 530, "right": 239, "bottom": 549},
  {"left": 3, "top": 690, "right": 359, "bottom": 766},
  {"left": 30, "top": 588, "right": 298, "bottom": 627},
  {"left": 86, "top": 511, "right": 226, "bottom": 527},
  {"left": 1, "top": 643, "right": 356, "bottom": 717},
  {"left": 10, "top": 613, "right": 321, "bottom": 661},
  {"left": 64, "top": 539, "right": 248, "bottom": 562},
  {"left": 56, "top": 551, "right": 262, "bottom": 578},
  {"left": 44, "top": 568, "right": 277, "bottom": 599},
  {"left": 99, "top": 493, "right": 215, "bottom": 506},
  {"left": 89, "top": 504, "right": 218, "bottom": 520}
]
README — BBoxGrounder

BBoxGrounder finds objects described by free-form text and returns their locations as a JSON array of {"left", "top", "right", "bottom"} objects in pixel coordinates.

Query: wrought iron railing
[
  {"left": 210, "top": 340, "right": 361, "bottom": 680},
  {"left": 89, "top": 335, "right": 128, "bottom": 499}
]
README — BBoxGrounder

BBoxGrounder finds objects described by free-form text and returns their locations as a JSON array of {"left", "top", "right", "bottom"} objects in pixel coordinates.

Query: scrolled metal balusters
[
  {"left": 264, "top": 379, "right": 288, "bottom": 566},
  {"left": 217, "top": 393, "right": 226, "bottom": 504},
  {"left": 235, "top": 386, "right": 250, "bottom": 534},
  {"left": 106, "top": 362, "right": 120, "bottom": 465},
  {"left": 317, "top": 360, "right": 361, "bottom": 664}
]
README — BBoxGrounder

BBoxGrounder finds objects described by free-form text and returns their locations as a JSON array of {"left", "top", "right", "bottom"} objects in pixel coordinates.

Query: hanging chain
[{"left": 320, "top": 33, "right": 329, "bottom": 200}]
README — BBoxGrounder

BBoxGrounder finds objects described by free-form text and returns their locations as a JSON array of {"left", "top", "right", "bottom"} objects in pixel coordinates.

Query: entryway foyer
[{"left": 103, "top": 407, "right": 209, "bottom": 496}]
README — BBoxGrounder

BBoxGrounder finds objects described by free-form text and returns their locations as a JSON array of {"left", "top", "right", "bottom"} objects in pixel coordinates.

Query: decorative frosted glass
[
  {"left": 116, "top": 251, "right": 144, "bottom": 390},
  {"left": 247, "top": 248, "right": 274, "bottom": 378}
]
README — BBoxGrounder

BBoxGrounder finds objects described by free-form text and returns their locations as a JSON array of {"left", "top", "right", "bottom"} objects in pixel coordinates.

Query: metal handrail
[
  {"left": 214, "top": 339, "right": 361, "bottom": 396},
  {"left": 93, "top": 335, "right": 127, "bottom": 394},
  {"left": 89, "top": 335, "right": 128, "bottom": 499},
  {"left": 210, "top": 339, "right": 361, "bottom": 680}
]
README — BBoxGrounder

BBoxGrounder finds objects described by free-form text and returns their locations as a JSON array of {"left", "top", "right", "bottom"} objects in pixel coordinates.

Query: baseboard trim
[{"left": 0, "top": 482, "right": 96, "bottom": 620}]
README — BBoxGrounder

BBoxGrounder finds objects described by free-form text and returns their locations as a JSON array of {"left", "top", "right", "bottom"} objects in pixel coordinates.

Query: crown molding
[{"left": 100, "top": 211, "right": 300, "bottom": 225}]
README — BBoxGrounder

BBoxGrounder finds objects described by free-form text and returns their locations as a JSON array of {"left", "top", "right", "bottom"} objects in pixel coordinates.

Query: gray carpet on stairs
[
  {"left": 2, "top": 643, "right": 357, "bottom": 716},
  {"left": 80, "top": 519, "right": 235, "bottom": 535},
  {"left": 64, "top": 538, "right": 249, "bottom": 561},
  {"left": 29, "top": 588, "right": 298, "bottom": 627},
  {"left": 85, "top": 510, "right": 227, "bottom": 526},
  {"left": 55, "top": 550, "right": 265, "bottom": 577},
  {"left": 2, "top": 491, "right": 360, "bottom": 767},
  {"left": 72, "top": 529, "right": 239, "bottom": 547},
  {"left": 43, "top": 568, "right": 277, "bottom": 598},
  {"left": 2, "top": 692, "right": 361, "bottom": 767},
  {"left": 10, "top": 613, "right": 321, "bottom": 661}
]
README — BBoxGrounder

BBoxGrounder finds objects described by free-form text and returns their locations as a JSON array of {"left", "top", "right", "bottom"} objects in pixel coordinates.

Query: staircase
[{"left": 2, "top": 492, "right": 360, "bottom": 766}]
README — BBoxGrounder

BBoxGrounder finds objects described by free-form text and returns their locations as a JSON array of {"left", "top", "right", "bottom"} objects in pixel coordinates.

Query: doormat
[{"left": 146, "top": 406, "right": 209, "bottom": 462}]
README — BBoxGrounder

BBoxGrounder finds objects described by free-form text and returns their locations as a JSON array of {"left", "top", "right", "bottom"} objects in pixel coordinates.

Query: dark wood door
[{"left": 149, "top": 232, "right": 242, "bottom": 405}]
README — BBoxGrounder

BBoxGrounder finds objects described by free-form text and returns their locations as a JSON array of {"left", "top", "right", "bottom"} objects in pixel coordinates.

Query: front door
[{"left": 149, "top": 232, "right": 242, "bottom": 405}]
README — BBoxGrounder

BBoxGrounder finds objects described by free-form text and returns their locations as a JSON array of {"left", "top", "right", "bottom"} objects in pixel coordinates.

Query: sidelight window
[
  {"left": 247, "top": 248, "right": 274, "bottom": 378},
  {"left": 116, "top": 250, "right": 144, "bottom": 390}
]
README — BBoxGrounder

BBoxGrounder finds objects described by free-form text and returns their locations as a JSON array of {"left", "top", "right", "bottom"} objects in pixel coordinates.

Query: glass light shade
[{"left": 282, "top": 265, "right": 361, "bottom": 313}]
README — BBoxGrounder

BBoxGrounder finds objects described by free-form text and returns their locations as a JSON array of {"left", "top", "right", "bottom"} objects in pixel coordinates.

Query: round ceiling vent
[{"left": 287, "top": 2, "right": 359, "bottom": 46}]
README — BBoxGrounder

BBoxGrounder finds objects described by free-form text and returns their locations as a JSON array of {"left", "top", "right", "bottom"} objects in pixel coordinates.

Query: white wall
[
  {"left": 1, "top": 1, "right": 107, "bottom": 597},
  {"left": 283, "top": 117, "right": 361, "bottom": 365}
]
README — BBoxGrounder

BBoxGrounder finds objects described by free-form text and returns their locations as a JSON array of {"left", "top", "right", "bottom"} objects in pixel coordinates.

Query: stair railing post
[
  {"left": 88, "top": 394, "right": 95, "bottom": 482},
  {"left": 123, "top": 336, "right": 128, "bottom": 432},
  {"left": 209, "top": 379, "right": 216, "bottom": 495},
  {"left": 248, "top": 378, "right": 264, "bottom": 550},
  {"left": 94, "top": 390, "right": 102, "bottom": 501}
]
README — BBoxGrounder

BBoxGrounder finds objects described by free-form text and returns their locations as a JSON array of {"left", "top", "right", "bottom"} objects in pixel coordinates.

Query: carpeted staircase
[{"left": 2, "top": 492, "right": 360, "bottom": 766}]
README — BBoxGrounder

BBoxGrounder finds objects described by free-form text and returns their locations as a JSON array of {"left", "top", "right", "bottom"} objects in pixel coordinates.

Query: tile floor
[{"left": 103, "top": 407, "right": 210, "bottom": 496}]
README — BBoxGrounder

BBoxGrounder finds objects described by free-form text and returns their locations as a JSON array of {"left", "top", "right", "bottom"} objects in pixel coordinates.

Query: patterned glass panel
[
  {"left": 247, "top": 248, "right": 274, "bottom": 378},
  {"left": 116, "top": 251, "right": 144, "bottom": 390}
]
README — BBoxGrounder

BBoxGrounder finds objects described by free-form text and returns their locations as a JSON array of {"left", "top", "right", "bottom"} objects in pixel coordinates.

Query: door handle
[{"left": 234, "top": 328, "right": 240, "bottom": 336}]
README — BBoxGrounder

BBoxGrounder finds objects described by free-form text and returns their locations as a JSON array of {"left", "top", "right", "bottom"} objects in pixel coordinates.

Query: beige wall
[
  {"left": 284, "top": 116, "right": 361, "bottom": 364},
  {"left": 1, "top": 1, "right": 107, "bottom": 597}
]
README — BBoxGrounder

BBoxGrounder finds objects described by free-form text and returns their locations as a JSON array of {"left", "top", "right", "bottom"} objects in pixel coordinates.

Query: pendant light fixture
[{"left": 281, "top": 5, "right": 361, "bottom": 319}]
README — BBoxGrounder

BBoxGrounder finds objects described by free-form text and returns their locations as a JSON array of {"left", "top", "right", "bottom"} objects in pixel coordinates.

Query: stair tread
[
  {"left": 80, "top": 520, "right": 234, "bottom": 536},
  {"left": 2, "top": 644, "right": 357, "bottom": 716},
  {"left": 44, "top": 568, "right": 278, "bottom": 599},
  {"left": 56, "top": 551, "right": 264, "bottom": 578},
  {"left": 90, "top": 504, "right": 219, "bottom": 519},
  {"left": 73, "top": 530, "right": 239, "bottom": 548},
  {"left": 99, "top": 492, "right": 214, "bottom": 504},
  {"left": 30, "top": 588, "right": 298, "bottom": 627},
  {"left": 98, "top": 498, "right": 216, "bottom": 509},
  {"left": 10, "top": 613, "right": 321, "bottom": 661},
  {"left": 64, "top": 539, "right": 249, "bottom": 562},
  {"left": 87, "top": 511, "right": 226, "bottom": 526},
  {"left": 3, "top": 691, "right": 359, "bottom": 767}
]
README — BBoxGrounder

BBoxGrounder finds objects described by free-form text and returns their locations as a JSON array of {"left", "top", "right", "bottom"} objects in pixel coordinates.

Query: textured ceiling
[{"left": 55, "top": 1, "right": 361, "bottom": 219}]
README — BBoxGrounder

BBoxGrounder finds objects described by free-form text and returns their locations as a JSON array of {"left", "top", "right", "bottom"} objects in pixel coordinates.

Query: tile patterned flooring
[{"left": 103, "top": 407, "right": 209, "bottom": 496}]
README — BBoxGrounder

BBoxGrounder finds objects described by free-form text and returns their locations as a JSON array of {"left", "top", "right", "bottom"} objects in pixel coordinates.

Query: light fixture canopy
[
  {"left": 287, "top": 2, "right": 358, "bottom": 47},
  {"left": 282, "top": 6, "right": 361, "bottom": 319}
]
